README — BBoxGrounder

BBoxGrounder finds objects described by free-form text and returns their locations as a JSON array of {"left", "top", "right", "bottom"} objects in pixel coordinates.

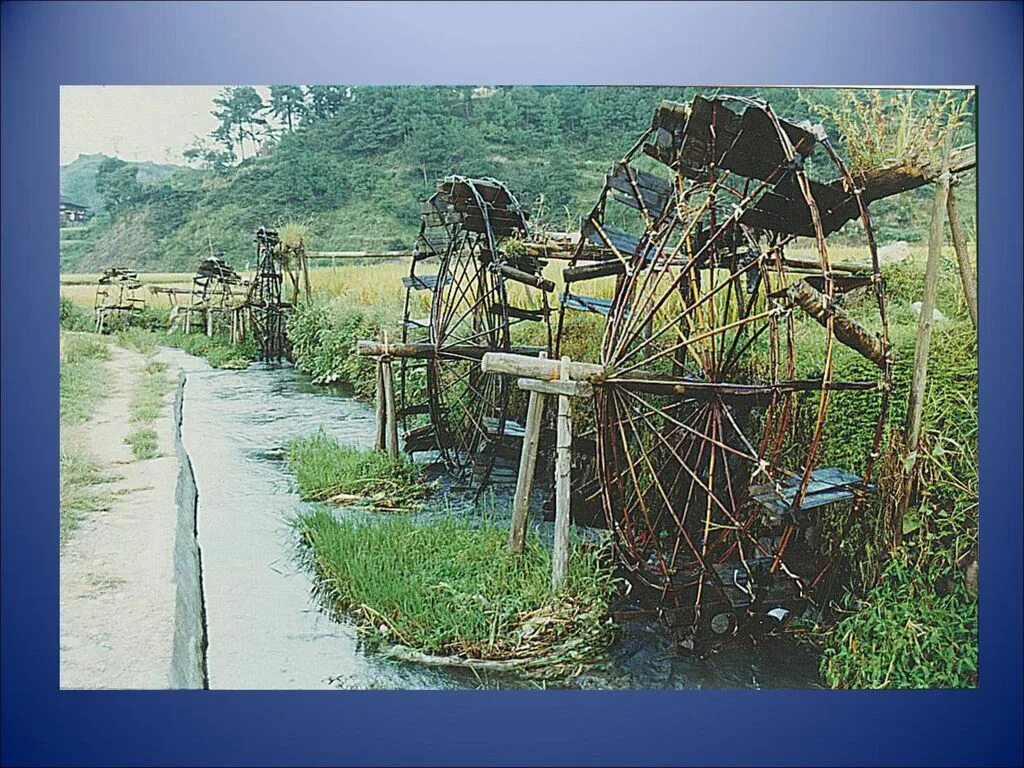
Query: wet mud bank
[{"left": 169, "top": 371, "right": 207, "bottom": 688}]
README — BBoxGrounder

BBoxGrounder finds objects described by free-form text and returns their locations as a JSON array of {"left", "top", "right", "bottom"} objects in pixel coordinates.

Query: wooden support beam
[
  {"left": 482, "top": 351, "right": 606, "bottom": 383},
  {"left": 781, "top": 279, "right": 888, "bottom": 368},
  {"left": 496, "top": 263, "right": 555, "bottom": 292},
  {"left": 509, "top": 354, "right": 548, "bottom": 555},
  {"left": 358, "top": 340, "right": 546, "bottom": 360},
  {"left": 551, "top": 357, "right": 572, "bottom": 592},
  {"left": 517, "top": 377, "right": 593, "bottom": 398},
  {"left": 856, "top": 143, "right": 975, "bottom": 205}
]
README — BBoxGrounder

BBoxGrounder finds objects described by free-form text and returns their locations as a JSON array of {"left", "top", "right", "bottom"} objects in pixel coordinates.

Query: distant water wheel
[
  {"left": 558, "top": 95, "right": 892, "bottom": 645},
  {"left": 399, "top": 176, "right": 553, "bottom": 480},
  {"left": 248, "top": 227, "right": 289, "bottom": 363}
]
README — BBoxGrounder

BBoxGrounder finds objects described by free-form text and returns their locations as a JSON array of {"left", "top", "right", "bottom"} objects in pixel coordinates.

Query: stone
[
  {"left": 878, "top": 241, "right": 912, "bottom": 265},
  {"left": 910, "top": 302, "right": 947, "bottom": 322}
]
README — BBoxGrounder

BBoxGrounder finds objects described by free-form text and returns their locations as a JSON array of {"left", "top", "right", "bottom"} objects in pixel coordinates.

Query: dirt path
[{"left": 60, "top": 344, "right": 189, "bottom": 689}]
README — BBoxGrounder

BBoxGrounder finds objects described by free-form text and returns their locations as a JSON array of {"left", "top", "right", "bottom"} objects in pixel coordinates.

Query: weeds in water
[
  {"left": 125, "top": 427, "right": 159, "bottom": 460},
  {"left": 292, "top": 509, "right": 618, "bottom": 681},
  {"left": 285, "top": 432, "right": 430, "bottom": 510}
]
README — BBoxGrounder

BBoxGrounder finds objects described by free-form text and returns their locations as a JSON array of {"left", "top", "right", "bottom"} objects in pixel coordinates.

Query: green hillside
[{"left": 58, "top": 86, "right": 973, "bottom": 274}]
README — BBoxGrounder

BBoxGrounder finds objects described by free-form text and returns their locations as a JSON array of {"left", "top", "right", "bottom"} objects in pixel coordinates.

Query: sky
[{"left": 60, "top": 86, "right": 271, "bottom": 166}]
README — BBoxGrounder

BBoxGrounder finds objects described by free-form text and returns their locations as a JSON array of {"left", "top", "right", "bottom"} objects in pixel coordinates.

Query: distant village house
[{"left": 60, "top": 199, "right": 91, "bottom": 227}]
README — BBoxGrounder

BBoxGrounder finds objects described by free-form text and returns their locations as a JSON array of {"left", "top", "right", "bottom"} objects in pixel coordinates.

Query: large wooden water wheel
[
  {"left": 556, "top": 95, "right": 893, "bottom": 645},
  {"left": 399, "top": 176, "right": 553, "bottom": 480}
]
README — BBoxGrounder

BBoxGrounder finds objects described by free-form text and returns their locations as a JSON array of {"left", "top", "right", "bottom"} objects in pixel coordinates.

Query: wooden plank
[
  {"left": 508, "top": 353, "right": 548, "bottom": 555},
  {"left": 381, "top": 358, "right": 399, "bottom": 459},
  {"left": 374, "top": 360, "right": 386, "bottom": 452},
  {"left": 517, "top": 377, "right": 593, "bottom": 398},
  {"left": 551, "top": 357, "right": 572, "bottom": 592}
]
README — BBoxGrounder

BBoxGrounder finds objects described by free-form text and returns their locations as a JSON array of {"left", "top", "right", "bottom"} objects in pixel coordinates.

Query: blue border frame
[{"left": 3, "top": 2, "right": 1021, "bottom": 765}]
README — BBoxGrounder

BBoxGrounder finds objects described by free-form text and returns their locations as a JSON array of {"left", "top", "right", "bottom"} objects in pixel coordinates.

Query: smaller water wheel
[
  {"left": 186, "top": 256, "right": 245, "bottom": 335},
  {"left": 248, "top": 227, "right": 290, "bottom": 363},
  {"left": 399, "top": 176, "right": 553, "bottom": 481}
]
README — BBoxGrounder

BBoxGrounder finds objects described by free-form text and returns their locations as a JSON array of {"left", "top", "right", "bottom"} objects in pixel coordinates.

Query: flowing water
[{"left": 171, "top": 351, "right": 822, "bottom": 690}]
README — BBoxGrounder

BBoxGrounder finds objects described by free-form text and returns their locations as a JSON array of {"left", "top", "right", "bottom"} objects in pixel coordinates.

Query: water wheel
[
  {"left": 399, "top": 176, "right": 553, "bottom": 480},
  {"left": 248, "top": 227, "right": 289, "bottom": 363},
  {"left": 558, "top": 95, "right": 892, "bottom": 645}
]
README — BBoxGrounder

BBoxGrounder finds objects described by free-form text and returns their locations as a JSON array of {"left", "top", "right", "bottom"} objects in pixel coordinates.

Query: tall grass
[{"left": 292, "top": 509, "right": 617, "bottom": 681}]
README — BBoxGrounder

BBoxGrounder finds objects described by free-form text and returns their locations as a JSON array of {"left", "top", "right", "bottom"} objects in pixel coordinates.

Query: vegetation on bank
[
  {"left": 292, "top": 508, "right": 617, "bottom": 682},
  {"left": 59, "top": 332, "right": 116, "bottom": 543},
  {"left": 286, "top": 433, "right": 431, "bottom": 511},
  {"left": 124, "top": 359, "right": 171, "bottom": 460}
]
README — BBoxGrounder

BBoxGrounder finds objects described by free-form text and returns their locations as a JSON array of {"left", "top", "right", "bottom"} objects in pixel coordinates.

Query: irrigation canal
[{"left": 169, "top": 350, "right": 822, "bottom": 689}]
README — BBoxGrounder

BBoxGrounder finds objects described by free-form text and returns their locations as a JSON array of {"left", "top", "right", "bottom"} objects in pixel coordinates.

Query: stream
[{"left": 170, "top": 351, "right": 822, "bottom": 690}]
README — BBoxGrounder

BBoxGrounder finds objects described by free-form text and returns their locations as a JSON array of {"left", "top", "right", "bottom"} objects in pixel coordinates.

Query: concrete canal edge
[{"left": 169, "top": 372, "right": 208, "bottom": 689}]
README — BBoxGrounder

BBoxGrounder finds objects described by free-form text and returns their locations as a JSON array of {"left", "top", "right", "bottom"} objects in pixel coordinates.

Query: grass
[
  {"left": 286, "top": 432, "right": 431, "bottom": 511},
  {"left": 60, "top": 440, "right": 116, "bottom": 545},
  {"left": 820, "top": 556, "right": 977, "bottom": 688},
  {"left": 292, "top": 509, "right": 618, "bottom": 681},
  {"left": 125, "top": 427, "right": 160, "bottom": 460},
  {"left": 60, "top": 331, "right": 117, "bottom": 544},
  {"left": 129, "top": 360, "right": 171, "bottom": 423},
  {"left": 60, "top": 333, "right": 111, "bottom": 424},
  {"left": 123, "top": 356, "right": 171, "bottom": 461}
]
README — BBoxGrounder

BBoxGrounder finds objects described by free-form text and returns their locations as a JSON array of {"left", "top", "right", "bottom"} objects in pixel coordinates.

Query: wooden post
[
  {"left": 205, "top": 308, "right": 214, "bottom": 337},
  {"left": 509, "top": 353, "right": 547, "bottom": 554},
  {"left": 898, "top": 133, "right": 953, "bottom": 531},
  {"left": 374, "top": 358, "right": 387, "bottom": 452},
  {"left": 551, "top": 356, "right": 572, "bottom": 592},
  {"left": 946, "top": 181, "right": 978, "bottom": 330},
  {"left": 381, "top": 356, "right": 399, "bottom": 460}
]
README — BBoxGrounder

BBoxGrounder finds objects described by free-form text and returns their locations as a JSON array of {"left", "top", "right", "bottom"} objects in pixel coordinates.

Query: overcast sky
[{"left": 60, "top": 86, "right": 271, "bottom": 166}]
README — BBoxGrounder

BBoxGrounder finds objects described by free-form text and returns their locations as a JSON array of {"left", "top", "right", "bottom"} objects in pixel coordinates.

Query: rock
[
  {"left": 878, "top": 241, "right": 912, "bottom": 265},
  {"left": 910, "top": 302, "right": 947, "bottom": 322},
  {"left": 965, "top": 558, "right": 978, "bottom": 596}
]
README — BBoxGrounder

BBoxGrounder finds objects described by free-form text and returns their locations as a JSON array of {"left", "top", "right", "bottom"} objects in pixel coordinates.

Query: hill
[
  {"left": 60, "top": 153, "right": 183, "bottom": 211},
  {"left": 58, "top": 87, "right": 972, "bottom": 274}
]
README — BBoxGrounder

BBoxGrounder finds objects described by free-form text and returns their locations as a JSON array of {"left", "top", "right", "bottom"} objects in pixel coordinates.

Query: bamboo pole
[
  {"left": 898, "top": 133, "right": 953, "bottom": 531},
  {"left": 551, "top": 356, "right": 572, "bottom": 592},
  {"left": 509, "top": 353, "right": 548, "bottom": 555},
  {"left": 946, "top": 181, "right": 978, "bottom": 329}
]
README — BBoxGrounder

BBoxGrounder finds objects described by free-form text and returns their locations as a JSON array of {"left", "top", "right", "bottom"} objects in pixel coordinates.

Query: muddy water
[{"left": 174, "top": 352, "right": 821, "bottom": 689}]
